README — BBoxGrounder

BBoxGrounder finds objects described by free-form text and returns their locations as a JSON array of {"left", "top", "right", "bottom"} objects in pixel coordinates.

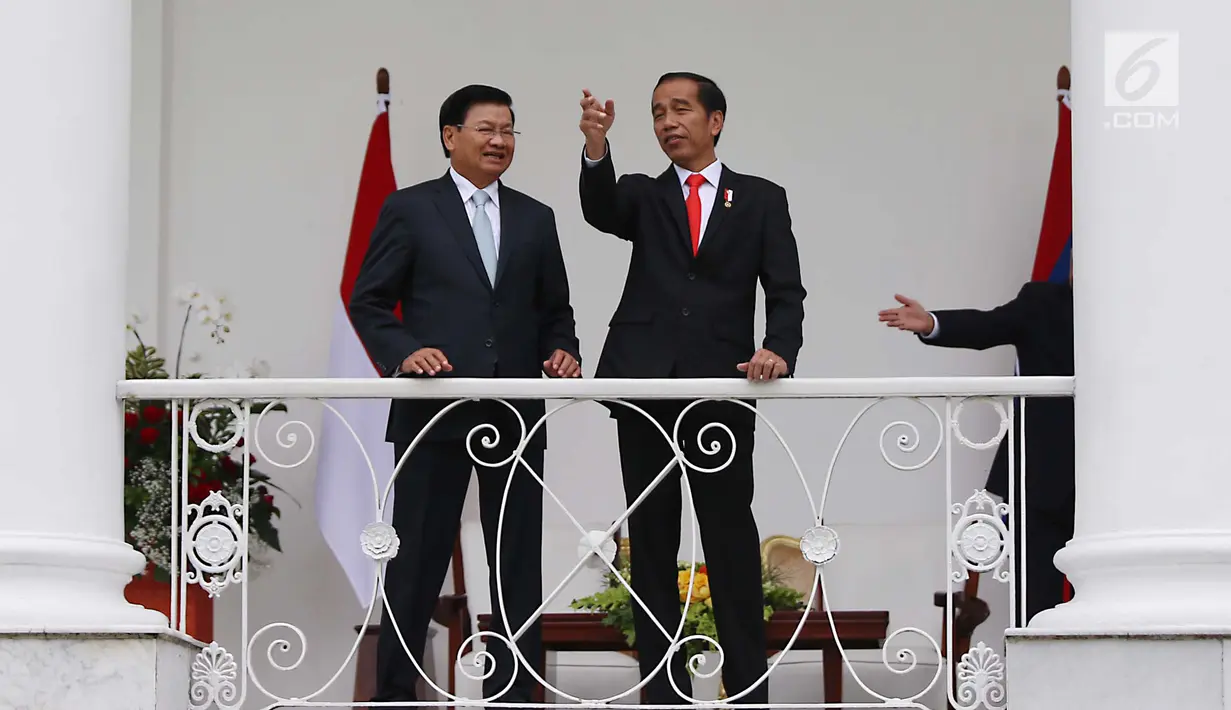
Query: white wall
[{"left": 129, "top": 0, "right": 1069, "bottom": 705}]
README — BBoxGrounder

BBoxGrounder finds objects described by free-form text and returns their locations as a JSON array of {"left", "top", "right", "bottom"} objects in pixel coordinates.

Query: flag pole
[
  {"left": 317, "top": 67, "right": 400, "bottom": 610},
  {"left": 377, "top": 67, "right": 390, "bottom": 96}
]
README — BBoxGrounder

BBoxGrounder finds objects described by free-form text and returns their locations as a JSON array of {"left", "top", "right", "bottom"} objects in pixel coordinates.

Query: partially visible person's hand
[
  {"left": 878, "top": 294, "right": 935, "bottom": 335},
  {"left": 400, "top": 348, "right": 452, "bottom": 376},
  {"left": 737, "top": 349, "right": 789, "bottom": 381},
  {"left": 543, "top": 349, "right": 581, "bottom": 378}
]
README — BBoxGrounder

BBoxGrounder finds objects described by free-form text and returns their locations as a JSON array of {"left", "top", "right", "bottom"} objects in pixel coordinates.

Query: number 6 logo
[
  {"left": 1115, "top": 37, "right": 1168, "bottom": 103},
  {"left": 1104, "top": 31, "right": 1180, "bottom": 108}
]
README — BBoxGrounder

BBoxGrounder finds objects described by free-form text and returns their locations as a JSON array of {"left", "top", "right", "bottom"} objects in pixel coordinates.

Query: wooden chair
[{"left": 933, "top": 572, "right": 990, "bottom": 710}]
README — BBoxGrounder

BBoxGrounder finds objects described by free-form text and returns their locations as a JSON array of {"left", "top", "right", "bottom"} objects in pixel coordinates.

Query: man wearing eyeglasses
[{"left": 350, "top": 84, "right": 581, "bottom": 706}]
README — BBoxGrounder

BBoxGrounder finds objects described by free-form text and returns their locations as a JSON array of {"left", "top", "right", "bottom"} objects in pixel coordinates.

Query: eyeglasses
[{"left": 455, "top": 124, "right": 520, "bottom": 139}]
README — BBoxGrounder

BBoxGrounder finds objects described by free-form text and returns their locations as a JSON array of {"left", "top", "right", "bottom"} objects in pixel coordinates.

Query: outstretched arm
[{"left": 879, "top": 286, "right": 1029, "bottom": 351}]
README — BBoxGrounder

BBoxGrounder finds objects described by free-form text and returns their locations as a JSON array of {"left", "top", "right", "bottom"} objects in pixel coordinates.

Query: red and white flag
[{"left": 316, "top": 90, "right": 399, "bottom": 608}]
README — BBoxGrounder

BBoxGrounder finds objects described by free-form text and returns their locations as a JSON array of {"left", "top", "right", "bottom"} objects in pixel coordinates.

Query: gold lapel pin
[{"left": 723, "top": 188, "right": 733, "bottom": 208}]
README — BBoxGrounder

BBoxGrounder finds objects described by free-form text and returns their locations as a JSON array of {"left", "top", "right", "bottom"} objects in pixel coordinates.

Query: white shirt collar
[
  {"left": 449, "top": 167, "right": 501, "bottom": 207},
  {"left": 673, "top": 158, "right": 723, "bottom": 188}
]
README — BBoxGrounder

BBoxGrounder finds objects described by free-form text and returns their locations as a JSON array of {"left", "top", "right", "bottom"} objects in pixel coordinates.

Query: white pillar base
[
  {"left": 0, "top": 631, "right": 200, "bottom": 710},
  {"left": 1007, "top": 632, "right": 1231, "bottom": 710},
  {"left": 0, "top": 533, "right": 169, "bottom": 631},
  {"left": 1031, "top": 531, "right": 1231, "bottom": 632}
]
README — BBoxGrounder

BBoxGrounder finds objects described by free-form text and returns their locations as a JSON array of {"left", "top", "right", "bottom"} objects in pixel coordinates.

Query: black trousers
[
  {"left": 373, "top": 436, "right": 545, "bottom": 703},
  {"left": 1012, "top": 502, "right": 1075, "bottom": 626},
  {"left": 615, "top": 400, "right": 768, "bottom": 704}
]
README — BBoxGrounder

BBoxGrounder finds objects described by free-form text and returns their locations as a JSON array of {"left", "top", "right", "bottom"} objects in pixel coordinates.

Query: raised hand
[
  {"left": 579, "top": 89, "right": 615, "bottom": 160},
  {"left": 878, "top": 294, "right": 935, "bottom": 336}
]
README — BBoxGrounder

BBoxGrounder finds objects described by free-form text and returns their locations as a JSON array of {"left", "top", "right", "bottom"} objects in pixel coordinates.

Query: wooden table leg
[
  {"left": 822, "top": 646, "right": 843, "bottom": 704},
  {"left": 532, "top": 646, "right": 547, "bottom": 704}
]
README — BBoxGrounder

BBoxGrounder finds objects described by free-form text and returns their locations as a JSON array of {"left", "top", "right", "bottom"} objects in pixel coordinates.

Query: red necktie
[{"left": 685, "top": 173, "right": 706, "bottom": 255}]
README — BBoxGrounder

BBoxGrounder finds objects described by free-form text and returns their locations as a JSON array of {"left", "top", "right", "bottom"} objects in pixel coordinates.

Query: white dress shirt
[
  {"left": 449, "top": 167, "right": 501, "bottom": 251},
  {"left": 583, "top": 148, "right": 723, "bottom": 245}
]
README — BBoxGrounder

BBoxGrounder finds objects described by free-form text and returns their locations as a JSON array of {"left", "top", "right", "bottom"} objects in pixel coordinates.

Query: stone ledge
[
  {"left": 1007, "top": 634, "right": 1230, "bottom": 710},
  {"left": 0, "top": 630, "right": 202, "bottom": 710}
]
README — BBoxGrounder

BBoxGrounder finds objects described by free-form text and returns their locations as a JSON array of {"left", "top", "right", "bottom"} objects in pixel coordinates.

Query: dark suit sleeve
[
  {"left": 579, "top": 141, "right": 639, "bottom": 240},
  {"left": 347, "top": 197, "right": 422, "bottom": 376},
  {"left": 922, "top": 283, "right": 1031, "bottom": 350},
  {"left": 760, "top": 184, "right": 807, "bottom": 374},
  {"left": 536, "top": 207, "right": 581, "bottom": 363}
]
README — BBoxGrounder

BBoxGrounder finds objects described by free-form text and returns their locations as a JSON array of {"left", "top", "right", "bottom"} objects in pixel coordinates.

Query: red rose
[
  {"left": 262, "top": 494, "right": 274, "bottom": 505},
  {"left": 235, "top": 437, "right": 245, "bottom": 448},
  {"left": 124, "top": 412, "right": 139, "bottom": 429},
  {"left": 220, "top": 456, "right": 237, "bottom": 471},
  {"left": 187, "top": 483, "right": 209, "bottom": 504},
  {"left": 249, "top": 454, "right": 257, "bottom": 466},
  {"left": 124, "top": 456, "right": 130, "bottom": 469},
  {"left": 188, "top": 480, "right": 223, "bottom": 505},
  {"left": 141, "top": 405, "right": 165, "bottom": 423},
  {"left": 139, "top": 427, "right": 159, "bottom": 445}
]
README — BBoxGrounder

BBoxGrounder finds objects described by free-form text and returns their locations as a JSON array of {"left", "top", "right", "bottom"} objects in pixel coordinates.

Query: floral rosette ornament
[{"left": 361, "top": 521, "right": 400, "bottom": 561}]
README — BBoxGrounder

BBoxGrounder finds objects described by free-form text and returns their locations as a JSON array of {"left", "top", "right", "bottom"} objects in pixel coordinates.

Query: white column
[
  {"left": 1030, "top": 0, "right": 1231, "bottom": 633},
  {"left": 1009, "top": 3, "right": 1231, "bottom": 708},
  {"left": 0, "top": 0, "right": 165, "bottom": 629}
]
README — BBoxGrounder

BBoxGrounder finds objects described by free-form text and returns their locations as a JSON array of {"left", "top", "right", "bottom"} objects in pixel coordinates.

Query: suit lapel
[
  {"left": 656, "top": 168, "right": 692, "bottom": 256},
  {"left": 696, "top": 167, "right": 738, "bottom": 258},
  {"left": 432, "top": 173, "right": 492, "bottom": 290},
  {"left": 494, "top": 183, "right": 521, "bottom": 289}
]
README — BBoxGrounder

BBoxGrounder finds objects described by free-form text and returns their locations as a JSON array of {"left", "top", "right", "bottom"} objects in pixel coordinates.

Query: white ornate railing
[{"left": 117, "top": 376, "right": 1073, "bottom": 710}]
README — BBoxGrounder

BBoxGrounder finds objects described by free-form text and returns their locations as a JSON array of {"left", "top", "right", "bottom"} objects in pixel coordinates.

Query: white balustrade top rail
[{"left": 117, "top": 375, "right": 1075, "bottom": 400}]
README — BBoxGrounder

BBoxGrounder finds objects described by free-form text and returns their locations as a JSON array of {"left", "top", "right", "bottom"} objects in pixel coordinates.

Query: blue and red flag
[{"left": 1031, "top": 88, "right": 1072, "bottom": 283}]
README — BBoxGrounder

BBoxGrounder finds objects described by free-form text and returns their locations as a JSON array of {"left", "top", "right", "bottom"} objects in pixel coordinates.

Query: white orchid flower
[{"left": 176, "top": 284, "right": 205, "bottom": 307}]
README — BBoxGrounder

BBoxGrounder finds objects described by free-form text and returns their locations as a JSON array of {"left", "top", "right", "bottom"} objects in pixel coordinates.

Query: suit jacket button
[
  {"left": 681, "top": 307, "right": 690, "bottom": 316},
  {"left": 485, "top": 338, "right": 494, "bottom": 347}
]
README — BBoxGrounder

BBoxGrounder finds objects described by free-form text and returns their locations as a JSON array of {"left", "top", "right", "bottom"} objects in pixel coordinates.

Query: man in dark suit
[
  {"left": 349, "top": 84, "right": 581, "bottom": 705},
  {"left": 576, "top": 73, "right": 806, "bottom": 703},
  {"left": 878, "top": 273, "right": 1074, "bottom": 624}
]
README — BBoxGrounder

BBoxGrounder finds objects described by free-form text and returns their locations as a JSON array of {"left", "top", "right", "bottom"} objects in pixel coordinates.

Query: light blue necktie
[{"left": 471, "top": 190, "right": 497, "bottom": 285}]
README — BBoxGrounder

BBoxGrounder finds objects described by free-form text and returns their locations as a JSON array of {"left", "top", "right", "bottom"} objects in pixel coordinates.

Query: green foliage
[
  {"left": 570, "top": 552, "right": 805, "bottom": 671},
  {"left": 126, "top": 344, "right": 169, "bottom": 380}
]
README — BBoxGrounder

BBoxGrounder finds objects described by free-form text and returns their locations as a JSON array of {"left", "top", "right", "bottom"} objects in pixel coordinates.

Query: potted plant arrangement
[
  {"left": 570, "top": 538, "right": 805, "bottom": 682},
  {"left": 123, "top": 286, "right": 292, "bottom": 642}
]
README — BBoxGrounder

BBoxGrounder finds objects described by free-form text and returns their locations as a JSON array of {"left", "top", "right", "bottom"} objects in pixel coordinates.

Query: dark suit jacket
[
  {"left": 922, "top": 281, "right": 1074, "bottom": 512},
  {"left": 349, "top": 172, "right": 580, "bottom": 448},
  {"left": 579, "top": 145, "right": 806, "bottom": 404}
]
